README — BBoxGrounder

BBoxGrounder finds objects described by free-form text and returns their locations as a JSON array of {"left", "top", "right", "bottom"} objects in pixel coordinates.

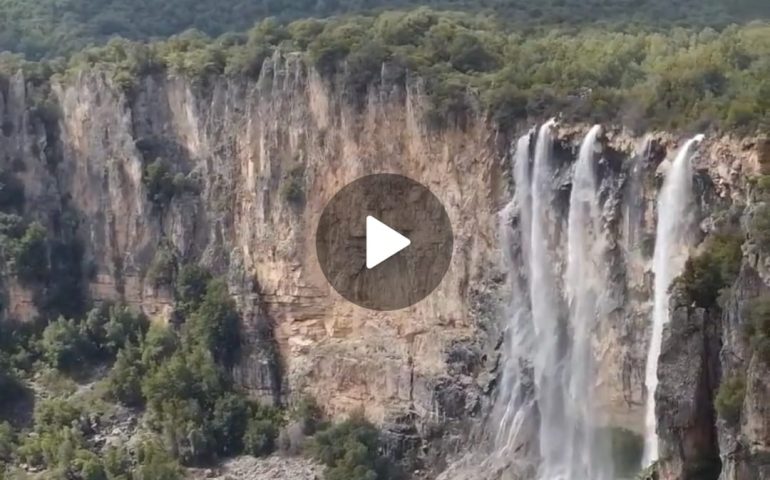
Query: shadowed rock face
[
  {"left": 0, "top": 51, "right": 767, "bottom": 476},
  {"left": 655, "top": 288, "right": 722, "bottom": 480}
]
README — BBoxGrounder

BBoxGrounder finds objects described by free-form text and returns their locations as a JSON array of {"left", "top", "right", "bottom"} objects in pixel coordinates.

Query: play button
[
  {"left": 366, "top": 216, "right": 411, "bottom": 269},
  {"left": 316, "top": 174, "right": 453, "bottom": 311}
]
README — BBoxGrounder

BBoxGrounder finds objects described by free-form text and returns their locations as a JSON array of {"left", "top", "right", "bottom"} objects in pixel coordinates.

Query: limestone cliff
[{"left": 1, "top": 50, "right": 768, "bottom": 478}]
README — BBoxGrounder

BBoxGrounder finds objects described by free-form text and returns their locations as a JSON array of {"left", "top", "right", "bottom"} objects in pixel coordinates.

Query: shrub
[
  {"left": 0, "top": 359, "right": 23, "bottom": 406},
  {"left": 0, "top": 422, "right": 15, "bottom": 462},
  {"left": 292, "top": 395, "right": 324, "bottom": 436},
  {"left": 84, "top": 304, "right": 148, "bottom": 356},
  {"left": 106, "top": 342, "right": 145, "bottom": 407},
  {"left": 39, "top": 316, "right": 94, "bottom": 371},
  {"left": 147, "top": 245, "right": 176, "bottom": 287},
  {"left": 749, "top": 204, "right": 770, "bottom": 254},
  {"left": 674, "top": 231, "right": 743, "bottom": 309},
  {"left": 141, "top": 323, "right": 179, "bottom": 367},
  {"left": 309, "top": 413, "right": 399, "bottom": 480},
  {"left": 210, "top": 393, "right": 251, "bottom": 456},
  {"left": 175, "top": 264, "right": 212, "bottom": 315},
  {"left": 143, "top": 159, "right": 177, "bottom": 207},
  {"left": 134, "top": 438, "right": 183, "bottom": 480},
  {"left": 184, "top": 278, "right": 241, "bottom": 366},
  {"left": 715, "top": 375, "right": 746, "bottom": 425},
  {"left": 10, "top": 222, "right": 48, "bottom": 284},
  {"left": 243, "top": 418, "right": 278, "bottom": 457},
  {"left": 745, "top": 295, "right": 770, "bottom": 363}
]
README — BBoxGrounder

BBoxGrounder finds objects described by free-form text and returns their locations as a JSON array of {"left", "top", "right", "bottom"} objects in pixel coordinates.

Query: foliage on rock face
[
  {"left": 674, "top": 230, "right": 744, "bottom": 309},
  {"left": 309, "top": 413, "right": 401, "bottom": 480},
  {"left": 745, "top": 295, "right": 770, "bottom": 364},
  {"left": 749, "top": 204, "right": 770, "bottom": 254},
  {"left": 147, "top": 244, "right": 176, "bottom": 286},
  {"left": 715, "top": 374, "right": 746, "bottom": 425},
  {"left": 175, "top": 264, "right": 212, "bottom": 315}
]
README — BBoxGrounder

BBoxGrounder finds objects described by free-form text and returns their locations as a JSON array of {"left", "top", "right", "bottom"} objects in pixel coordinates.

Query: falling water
[
  {"left": 444, "top": 123, "right": 617, "bottom": 480},
  {"left": 529, "top": 119, "right": 570, "bottom": 480},
  {"left": 562, "top": 124, "right": 613, "bottom": 480},
  {"left": 642, "top": 134, "right": 705, "bottom": 466},
  {"left": 493, "top": 131, "right": 539, "bottom": 462}
]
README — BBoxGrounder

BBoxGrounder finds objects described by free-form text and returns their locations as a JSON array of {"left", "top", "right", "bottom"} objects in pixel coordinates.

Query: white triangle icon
[{"left": 366, "top": 216, "right": 411, "bottom": 269}]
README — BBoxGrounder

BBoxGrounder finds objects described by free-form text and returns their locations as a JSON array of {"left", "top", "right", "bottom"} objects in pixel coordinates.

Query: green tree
[
  {"left": 210, "top": 393, "right": 251, "bottom": 456},
  {"left": 243, "top": 418, "right": 278, "bottom": 457},
  {"left": 715, "top": 375, "right": 746, "bottom": 424},
  {"left": 185, "top": 278, "right": 241, "bottom": 366},
  {"left": 175, "top": 264, "right": 212, "bottom": 315},
  {"left": 107, "top": 341, "right": 145, "bottom": 407},
  {"left": 40, "top": 317, "right": 93, "bottom": 371}
]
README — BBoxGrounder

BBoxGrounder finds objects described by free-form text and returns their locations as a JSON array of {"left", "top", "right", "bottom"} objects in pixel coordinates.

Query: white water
[
  {"left": 561, "top": 125, "right": 613, "bottom": 480},
  {"left": 642, "top": 134, "right": 704, "bottom": 466},
  {"left": 529, "top": 120, "right": 570, "bottom": 479},
  {"left": 492, "top": 131, "right": 538, "bottom": 462},
  {"left": 498, "top": 121, "right": 612, "bottom": 480}
]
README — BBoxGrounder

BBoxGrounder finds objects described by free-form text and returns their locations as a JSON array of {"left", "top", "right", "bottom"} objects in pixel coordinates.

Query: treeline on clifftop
[
  {"left": 1, "top": 9, "right": 769, "bottom": 133},
  {"left": 0, "top": 0, "right": 767, "bottom": 59}
]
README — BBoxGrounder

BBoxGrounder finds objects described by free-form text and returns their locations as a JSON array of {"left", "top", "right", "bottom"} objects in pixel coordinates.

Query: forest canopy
[
  {"left": 0, "top": 0, "right": 768, "bottom": 59},
  {"left": 4, "top": 9, "right": 760, "bottom": 133}
]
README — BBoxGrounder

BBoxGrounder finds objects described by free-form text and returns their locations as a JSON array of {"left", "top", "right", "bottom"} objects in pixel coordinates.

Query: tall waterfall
[
  {"left": 496, "top": 122, "right": 612, "bottom": 479},
  {"left": 642, "top": 134, "right": 704, "bottom": 466},
  {"left": 562, "top": 124, "right": 612, "bottom": 480},
  {"left": 529, "top": 120, "right": 570, "bottom": 479}
]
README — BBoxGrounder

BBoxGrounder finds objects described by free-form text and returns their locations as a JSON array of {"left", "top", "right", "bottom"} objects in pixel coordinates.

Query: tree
[
  {"left": 107, "top": 341, "right": 145, "bottom": 407},
  {"left": 11, "top": 222, "right": 48, "bottom": 283},
  {"left": 715, "top": 375, "right": 746, "bottom": 424},
  {"left": 40, "top": 317, "right": 93, "bottom": 371},
  {"left": 243, "top": 418, "right": 278, "bottom": 457},
  {"left": 185, "top": 279, "right": 241, "bottom": 366},
  {"left": 210, "top": 393, "right": 251, "bottom": 455},
  {"left": 175, "top": 265, "right": 212, "bottom": 315}
]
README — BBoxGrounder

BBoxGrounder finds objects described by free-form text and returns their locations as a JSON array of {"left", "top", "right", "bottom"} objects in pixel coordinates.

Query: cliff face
[
  {"left": 1, "top": 51, "right": 768, "bottom": 477},
  {"left": 0, "top": 54, "right": 508, "bottom": 467}
]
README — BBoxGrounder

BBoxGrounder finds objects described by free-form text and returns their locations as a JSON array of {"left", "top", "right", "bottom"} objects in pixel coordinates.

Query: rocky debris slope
[{"left": 187, "top": 455, "right": 324, "bottom": 480}]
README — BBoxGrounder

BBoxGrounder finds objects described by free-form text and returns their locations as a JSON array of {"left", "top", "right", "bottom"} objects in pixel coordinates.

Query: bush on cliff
[
  {"left": 750, "top": 204, "right": 770, "bottom": 254},
  {"left": 309, "top": 413, "right": 401, "bottom": 480},
  {"left": 715, "top": 374, "right": 746, "bottom": 425},
  {"left": 745, "top": 295, "right": 770, "bottom": 363},
  {"left": 674, "top": 231, "right": 743, "bottom": 310}
]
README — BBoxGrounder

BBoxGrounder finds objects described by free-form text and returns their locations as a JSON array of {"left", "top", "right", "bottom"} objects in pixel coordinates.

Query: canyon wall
[{"left": 0, "top": 52, "right": 768, "bottom": 476}]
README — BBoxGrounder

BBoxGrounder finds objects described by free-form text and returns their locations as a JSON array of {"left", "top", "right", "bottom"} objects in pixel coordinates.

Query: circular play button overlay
[{"left": 316, "top": 174, "right": 453, "bottom": 311}]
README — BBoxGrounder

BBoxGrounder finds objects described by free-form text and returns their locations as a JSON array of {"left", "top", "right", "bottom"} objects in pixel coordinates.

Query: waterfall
[
  {"left": 562, "top": 124, "right": 613, "bottom": 480},
  {"left": 527, "top": 122, "right": 611, "bottom": 480},
  {"left": 642, "top": 134, "right": 704, "bottom": 466},
  {"left": 444, "top": 123, "right": 620, "bottom": 480},
  {"left": 529, "top": 119, "right": 570, "bottom": 479},
  {"left": 492, "top": 131, "right": 538, "bottom": 463}
]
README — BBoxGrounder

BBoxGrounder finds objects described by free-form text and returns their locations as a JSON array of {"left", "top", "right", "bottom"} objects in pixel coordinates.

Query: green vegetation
[
  {"left": 309, "top": 413, "right": 401, "bottom": 480},
  {"left": 745, "top": 295, "right": 770, "bottom": 364},
  {"left": 141, "top": 159, "right": 197, "bottom": 208},
  {"left": 0, "top": 10, "right": 767, "bottom": 133},
  {"left": 749, "top": 204, "right": 770, "bottom": 254},
  {"left": 146, "top": 244, "right": 176, "bottom": 287},
  {"left": 715, "top": 374, "right": 746, "bottom": 425},
  {"left": 0, "top": 0, "right": 768, "bottom": 60},
  {"left": 674, "top": 230, "right": 744, "bottom": 309}
]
